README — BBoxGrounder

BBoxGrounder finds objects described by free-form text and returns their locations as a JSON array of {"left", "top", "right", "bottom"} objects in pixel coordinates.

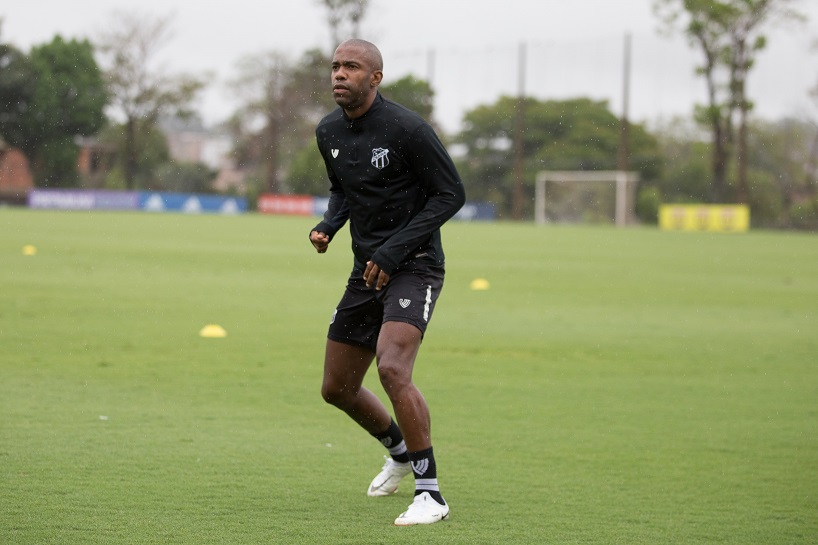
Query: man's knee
[
  {"left": 376, "top": 361, "right": 413, "bottom": 398},
  {"left": 376, "top": 323, "right": 421, "bottom": 396},
  {"left": 321, "top": 339, "right": 374, "bottom": 409},
  {"left": 321, "top": 380, "right": 357, "bottom": 409}
]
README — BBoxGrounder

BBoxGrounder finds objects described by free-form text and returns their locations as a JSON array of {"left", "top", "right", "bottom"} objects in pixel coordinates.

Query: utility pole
[
  {"left": 617, "top": 33, "right": 634, "bottom": 225},
  {"left": 617, "top": 32, "right": 632, "bottom": 174},
  {"left": 512, "top": 41, "right": 527, "bottom": 220},
  {"left": 426, "top": 48, "right": 436, "bottom": 86}
]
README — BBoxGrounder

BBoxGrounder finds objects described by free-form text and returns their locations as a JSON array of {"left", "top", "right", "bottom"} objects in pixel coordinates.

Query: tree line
[{"left": 1, "top": 0, "right": 816, "bottom": 229}]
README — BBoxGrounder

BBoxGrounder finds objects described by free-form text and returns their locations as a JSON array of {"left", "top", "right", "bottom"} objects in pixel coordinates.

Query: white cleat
[
  {"left": 367, "top": 456, "right": 412, "bottom": 497},
  {"left": 394, "top": 492, "right": 450, "bottom": 526}
]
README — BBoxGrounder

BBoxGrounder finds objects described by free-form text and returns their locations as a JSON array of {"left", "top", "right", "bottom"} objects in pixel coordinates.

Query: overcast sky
[{"left": 3, "top": 0, "right": 818, "bottom": 133}]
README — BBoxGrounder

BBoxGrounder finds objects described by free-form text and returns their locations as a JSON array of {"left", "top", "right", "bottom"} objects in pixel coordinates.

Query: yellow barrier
[{"left": 659, "top": 205, "right": 750, "bottom": 232}]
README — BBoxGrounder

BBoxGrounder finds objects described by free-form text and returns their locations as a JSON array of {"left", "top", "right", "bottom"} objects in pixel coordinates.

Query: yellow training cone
[
  {"left": 469, "top": 278, "right": 490, "bottom": 291},
  {"left": 22, "top": 245, "right": 37, "bottom": 256},
  {"left": 199, "top": 324, "right": 227, "bottom": 338}
]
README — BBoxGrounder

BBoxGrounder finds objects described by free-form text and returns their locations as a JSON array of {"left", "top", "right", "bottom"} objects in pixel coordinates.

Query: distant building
[
  {"left": 159, "top": 116, "right": 247, "bottom": 194},
  {"left": 75, "top": 136, "right": 116, "bottom": 188},
  {"left": 0, "top": 141, "right": 34, "bottom": 204}
]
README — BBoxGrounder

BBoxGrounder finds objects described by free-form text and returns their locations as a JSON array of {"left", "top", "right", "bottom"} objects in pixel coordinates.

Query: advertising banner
[
  {"left": 139, "top": 192, "right": 246, "bottom": 214},
  {"left": 28, "top": 189, "right": 246, "bottom": 214},
  {"left": 257, "top": 194, "right": 314, "bottom": 216},
  {"left": 269, "top": 194, "right": 495, "bottom": 222},
  {"left": 28, "top": 190, "right": 139, "bottom": 210},
  {"left": 659, "top": 205, "right": 750, "bottom": 232}
]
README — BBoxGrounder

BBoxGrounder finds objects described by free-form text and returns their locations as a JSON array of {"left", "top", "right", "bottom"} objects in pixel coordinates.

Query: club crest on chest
[{"left": 371, "top": 148, "right": 390, "bottom": 169}]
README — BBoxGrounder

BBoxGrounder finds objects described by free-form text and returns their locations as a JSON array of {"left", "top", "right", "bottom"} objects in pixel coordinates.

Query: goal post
[{"left": 534, "top": 170, "right": 640, "bottom": 227}]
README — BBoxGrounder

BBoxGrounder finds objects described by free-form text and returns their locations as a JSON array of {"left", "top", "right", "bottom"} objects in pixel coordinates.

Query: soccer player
[{"left": 309, "top": 39, "right": 466, "bottom": 526}]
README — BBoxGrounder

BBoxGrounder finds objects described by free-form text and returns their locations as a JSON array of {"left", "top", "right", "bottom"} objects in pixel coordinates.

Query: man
[{"left": 309, "top": 39, "right": 465, "bottom": 526}]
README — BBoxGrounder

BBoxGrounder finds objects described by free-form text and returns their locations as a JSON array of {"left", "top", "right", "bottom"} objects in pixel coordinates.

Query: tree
[
  {"left": 456, "top": 96, "right": 661, "bottom": 219},
  {"left": 94, "top": 121, "right": 169, "bottom": 189},
  {"left": 654, "top": 0, "right": 803, "bottom": 203},
  {"left": 230, "top": 49, "right": 331, "bottom": 194},
  {"left": 153, "top": 162, "right": 216, "bottom": 194},
  {"left": 746, "top": 118, "right": 818, "bottom": 227},
  {"left": 229, "top": 1, "right": 370, "bottom": 196},
  {"left": 381, "top": 76, "right": 435, "bottom": 122},
  {"left": 650, "top": 116, "right": 715, "bottom": 205},
  {"left": 96, "top": 12, "right": 205, "bottom": 189},
  {"left": 1, "top": 35, "right": 106, "bottom": 186},
  {"left": 317, "top": 0, "right": 370, "bottom": 49},
  {"left": 0, "top": 30, "right": 37, "bottom": 150},
  {"left": 287, "top": 141, "right": 329, "bottom": 196},
  {"left": 650, "top": 115, "right": 818, "bottom": 229}
]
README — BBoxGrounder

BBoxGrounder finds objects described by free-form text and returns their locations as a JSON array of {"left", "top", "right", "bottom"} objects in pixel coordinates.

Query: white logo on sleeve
[
  {"left": 399, "top": 299, "right": 411, "bottom": 308},
  {"left": 331, "top": 149, "right": 339, "bottom": 158}
]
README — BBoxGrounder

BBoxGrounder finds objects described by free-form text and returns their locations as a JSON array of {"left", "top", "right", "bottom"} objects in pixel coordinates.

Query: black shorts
[{"left": 327, "top": 260, "right": 445, "bottom": 351}]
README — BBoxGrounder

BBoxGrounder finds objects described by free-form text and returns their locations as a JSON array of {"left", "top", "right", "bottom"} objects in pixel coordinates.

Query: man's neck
[{"left": 344, "top": 92, "right": 379, "bottom": 120}]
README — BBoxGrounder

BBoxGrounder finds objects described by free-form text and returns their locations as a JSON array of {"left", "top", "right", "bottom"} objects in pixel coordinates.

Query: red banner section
[{"left": 257, "top": 194, "right": 314, "bottom": 216}]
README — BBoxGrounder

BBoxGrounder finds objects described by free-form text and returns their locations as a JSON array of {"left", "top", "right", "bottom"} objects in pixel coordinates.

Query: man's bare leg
[
  {"left": 321, "top": 339, "right": 391, "bottom": 434},
  {"left": 374, "top": 321, "right": 430, "bottom": 450},
  {"left": 321, "top": 338, "right": 413, "bottom": 497},
  {"left": 376, "top": 321, "right": 448, "bottom": 525}
]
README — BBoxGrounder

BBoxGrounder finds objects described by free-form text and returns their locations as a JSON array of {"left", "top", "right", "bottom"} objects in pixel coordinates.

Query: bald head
[{"left": 336, "top": 39, "right": 383, "bottom": 72}]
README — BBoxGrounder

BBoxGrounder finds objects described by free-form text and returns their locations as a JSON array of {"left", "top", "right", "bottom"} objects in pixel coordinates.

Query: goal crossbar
[{"left": 535, "top": 170, "right": 640, "bottom": 227}]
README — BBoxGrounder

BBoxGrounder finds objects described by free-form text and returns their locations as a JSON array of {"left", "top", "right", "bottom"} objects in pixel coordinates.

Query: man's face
[{"left": 331, "top": 43, "right": 379, "bottom": 112}]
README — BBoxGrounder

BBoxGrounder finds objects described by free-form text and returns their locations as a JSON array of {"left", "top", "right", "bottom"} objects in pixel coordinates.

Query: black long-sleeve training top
[{"left": 312, "top": 93, "right": 466, "bottom": 275}]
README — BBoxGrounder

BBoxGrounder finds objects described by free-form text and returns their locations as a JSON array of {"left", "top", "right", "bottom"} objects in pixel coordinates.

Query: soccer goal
[{"left": 534, "top": 170, "right": 640, "bottom": 227}]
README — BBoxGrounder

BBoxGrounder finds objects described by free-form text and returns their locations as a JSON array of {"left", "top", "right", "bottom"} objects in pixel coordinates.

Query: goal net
[{"left": 534, "top": 171, "right": 639, "bottom": 227}]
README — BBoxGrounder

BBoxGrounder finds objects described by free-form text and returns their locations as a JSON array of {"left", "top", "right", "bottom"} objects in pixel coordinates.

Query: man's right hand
[{"left": 310, "top": 230, "right": 330, "bottom": 253}]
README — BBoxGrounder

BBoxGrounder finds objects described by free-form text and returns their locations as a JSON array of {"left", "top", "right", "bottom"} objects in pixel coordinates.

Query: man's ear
[{"left": 371, "top": 70, "right": 383, "bottom": 88}]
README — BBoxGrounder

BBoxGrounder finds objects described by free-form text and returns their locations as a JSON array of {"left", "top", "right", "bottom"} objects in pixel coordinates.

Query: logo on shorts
[
  {"left": 399, "top": 299, "right": 411, "bottom": 308},
  {"left": 330, "top": 309, "right": 337, "bottom": 324},
  {"left": 371, "top": 148, "right": 389, "bottom": 169},
  {"left": 331, "top": 149, "right": 339, "bottom": 158}
]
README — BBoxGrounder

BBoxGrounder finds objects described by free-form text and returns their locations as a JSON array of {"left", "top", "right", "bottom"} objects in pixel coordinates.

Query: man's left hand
[{"left": 363, "top": 260, "right": 390, "bottom": 291}]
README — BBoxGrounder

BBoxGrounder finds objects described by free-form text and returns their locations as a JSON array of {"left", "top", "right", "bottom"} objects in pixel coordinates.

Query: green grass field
[{"left": 1, "top": 208, "right": 816, "bottom": 544}]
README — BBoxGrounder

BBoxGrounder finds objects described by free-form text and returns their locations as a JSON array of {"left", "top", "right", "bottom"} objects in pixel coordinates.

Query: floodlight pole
[
  {"left": 512, "top": 42, "right": 527, "bottom": 220},
  {"left": 617, "top": 33, "right": 632, "bottom": 174},
  {"left": 427, "top": 48, "right": 436, "bottom": 85}
]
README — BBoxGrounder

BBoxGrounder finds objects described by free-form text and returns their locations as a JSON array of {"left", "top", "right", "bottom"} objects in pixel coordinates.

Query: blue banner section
[
  {"left": 138, "top": 192, "right": 246, "bottom": 214},
  {"left": 312, "top": 197, "right": 330, "bottom": 217},
  {"left": 454, "top": 202, "right": 495, "bottom": 221},
  {"left": 28, "top": 189, "right": 247, "bottom": 214}
]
